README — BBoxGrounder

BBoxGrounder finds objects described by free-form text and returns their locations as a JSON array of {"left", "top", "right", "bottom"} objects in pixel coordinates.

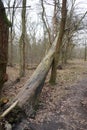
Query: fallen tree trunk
[{"left": 1, "top": 34, "right": 59, "bottom": 119}]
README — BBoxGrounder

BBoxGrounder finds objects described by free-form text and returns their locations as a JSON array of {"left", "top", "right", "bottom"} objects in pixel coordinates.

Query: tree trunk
[
  {"left": 0, "top": 1, "right": 11, "bottom": 128},
  {"left": 19, "top": 0, "right": 27, "bottom": 77},
  {"left": 49, "top": 0, "right": 67, "bottom": 85},
  {"left": 9, "top": 0, "right": 16, "bottom": 67},
  {"left": 52, "top": 0, "right": 59, "bottom": 40},
  {"left": 0, "top": 0, "right": 67, "bottom": 119},
  {"left": 84, "top": 40, "right": 86, "bottom": 61},
  {"left": 1, "top": 35, "right": 59, "bottom": 119},
  {"left": 64, "top": 36, "right": 71, "bottom": 64},
  {"left": 13, "top": 35, "right": 59, "bottom": 114},
  {"left": 0, "top": 0, "right": 11, "bottom": 90}
]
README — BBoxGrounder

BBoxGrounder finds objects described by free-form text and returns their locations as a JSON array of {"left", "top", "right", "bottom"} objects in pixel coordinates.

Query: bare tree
[
  {"left": 49, "top": 0, "right": 67, "bottom": 84},
  {"left": 52, "top": 0, "right": 60, "bottom": 40},
  {"left": 19, "top": 0, "right": 27, "bottom": 77},
  {"left": 41, "top": 0, "right": 51, "bottom": 50},
  {"left": 9, "top": 0, "right": 16, "bottom": 66}
]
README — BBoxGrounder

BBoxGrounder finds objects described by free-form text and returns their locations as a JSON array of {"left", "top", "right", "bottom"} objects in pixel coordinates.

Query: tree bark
[
  {"left": 9, "top": 0, "right": 16, "bottom": 67},
  {"left": 0, "top": 0, "right": 11, "bottom": 90},
  {"left": 19, "top": 0, "right": 27, "bottom": 77},
  {"left": 41, "top": 0, "right": 51, "bottom": 46},
  {"left": 84, "top": 40, "right": 86, "bottom": 61},
  {"left": 49, "top": 0, "right": 67, "bottom": 85}
]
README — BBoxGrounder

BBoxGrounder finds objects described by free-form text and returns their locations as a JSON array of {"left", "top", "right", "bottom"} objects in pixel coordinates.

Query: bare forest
[{"left": 0, "top": 0, "right": 87, "bottom": 130}]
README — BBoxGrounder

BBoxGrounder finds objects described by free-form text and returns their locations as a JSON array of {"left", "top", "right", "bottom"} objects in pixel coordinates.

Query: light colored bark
[{"left": 19, "top": 0, "right": 27, "bottom": 77}]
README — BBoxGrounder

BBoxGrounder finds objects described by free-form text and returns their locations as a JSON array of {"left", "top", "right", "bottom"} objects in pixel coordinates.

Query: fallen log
[{"left": 1, "top": 34, "right": 59, "bottom": 119}]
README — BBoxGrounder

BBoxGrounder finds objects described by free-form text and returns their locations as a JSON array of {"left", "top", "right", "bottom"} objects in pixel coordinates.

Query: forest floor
[{"left": 1, "top": 59, "right": 87, "bottom": 130}]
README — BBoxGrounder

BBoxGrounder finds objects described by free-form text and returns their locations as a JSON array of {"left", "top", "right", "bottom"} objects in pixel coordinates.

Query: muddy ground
[{"left": 1, "top": 60, "right": 87, "bottom": 130}]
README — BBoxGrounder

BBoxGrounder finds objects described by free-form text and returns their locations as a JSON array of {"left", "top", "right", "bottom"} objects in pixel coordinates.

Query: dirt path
[{"left": 13, "top": 77, "right": 87, "bottom": 130}]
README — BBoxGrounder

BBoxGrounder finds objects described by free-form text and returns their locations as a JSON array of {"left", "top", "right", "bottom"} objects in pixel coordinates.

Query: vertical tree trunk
[
  {"left": 19, "top": 0, "right": 27, "bottom": 77},
  {"left": 9, "top": 0, "right": 16, "bottom": 66},
  {"left": 64, "top": 32, "right": 71, "bottom": 64},
  {"left": 49, "top": 0, "right": 67, "bottom": 85},
  {"left": 84, "top": 40, "right": 86, "bottom": 61},
  {"left": 0, "top": 0, "right": 11, "bottom": 90},
  {"left": 52, "top": 0, "right": 59, "bottom": 40}
]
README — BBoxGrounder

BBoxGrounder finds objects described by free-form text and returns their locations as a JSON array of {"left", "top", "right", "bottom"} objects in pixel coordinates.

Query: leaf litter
[{"left": 1, "top": 59, "right": 87, "bottom": 130}]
